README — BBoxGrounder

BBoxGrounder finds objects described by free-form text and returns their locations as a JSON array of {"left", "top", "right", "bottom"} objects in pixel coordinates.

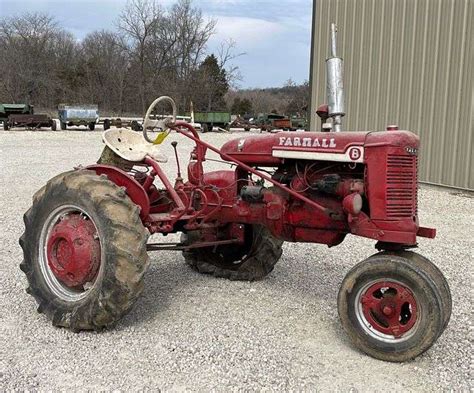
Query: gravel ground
[{"left": 0, "top": 129, "right": 472, "bottom": 391}]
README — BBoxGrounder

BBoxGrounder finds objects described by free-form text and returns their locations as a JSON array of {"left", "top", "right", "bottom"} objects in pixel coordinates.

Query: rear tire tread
[
  {"left": 183, "top": 226, "right": 283, "bottom": 281},
  {"left": 20, "top": 170, "right": 149, "bottom": 331}
]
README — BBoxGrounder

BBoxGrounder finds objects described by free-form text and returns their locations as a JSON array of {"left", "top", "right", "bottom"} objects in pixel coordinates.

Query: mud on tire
[
  {"left": 19, "top": 170, "right": 150, "bottom": 331},
  {"left": 182, "top": 225, "right": 283, "bottom": 281}
]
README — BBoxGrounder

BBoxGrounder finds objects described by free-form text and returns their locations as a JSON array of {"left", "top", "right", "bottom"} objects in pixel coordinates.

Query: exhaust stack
[{"left": 326, "top": 23, "right": 345, "bottom": 132}]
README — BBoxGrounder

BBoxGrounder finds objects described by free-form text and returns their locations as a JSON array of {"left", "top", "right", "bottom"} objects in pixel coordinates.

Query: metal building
[{"left": 309, "top": 0, "right": 473, "bottom": 190}]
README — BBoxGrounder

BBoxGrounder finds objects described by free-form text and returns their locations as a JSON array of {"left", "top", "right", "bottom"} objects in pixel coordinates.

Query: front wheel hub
[
  {"left": 382, "top": 305, "right": 394, "bottom": 316},
  {"left": 359, "top": 281, "right": 418, "bottom": 339},
  {"left": 46, "top": 214, "right": 100, "bottom": 288}
]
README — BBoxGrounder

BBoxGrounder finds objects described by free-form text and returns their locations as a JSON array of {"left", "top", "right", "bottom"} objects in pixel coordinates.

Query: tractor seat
[{"left": 102, "top": 128, "right": 168, "bottom": 163}]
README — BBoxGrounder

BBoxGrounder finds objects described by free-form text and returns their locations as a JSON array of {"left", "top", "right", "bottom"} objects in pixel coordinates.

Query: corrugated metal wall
[{"left": 309, "top": 0, "right": 473, "bottom": 190}]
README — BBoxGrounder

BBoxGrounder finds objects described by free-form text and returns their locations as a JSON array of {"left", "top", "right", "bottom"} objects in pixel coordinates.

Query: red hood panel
[{"left": 220, "top": 131, "right": 419, "bottom": 166}]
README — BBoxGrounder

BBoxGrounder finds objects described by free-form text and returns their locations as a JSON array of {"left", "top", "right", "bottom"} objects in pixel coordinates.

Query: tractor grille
[{"left": 386, "top": 154, "right": 418, "bottom": 218}]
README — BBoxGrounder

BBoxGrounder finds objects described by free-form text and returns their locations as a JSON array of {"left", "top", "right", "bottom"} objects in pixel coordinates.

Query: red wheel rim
[
  {"left": 46, "top": 213, "right": 101, "bottom": 288},
  {"left": 360, "top": 281, "right": 418, "bottom": 338}
]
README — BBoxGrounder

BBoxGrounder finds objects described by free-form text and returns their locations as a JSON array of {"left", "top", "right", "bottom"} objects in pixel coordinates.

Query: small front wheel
[{"left": 338, "top": 252, "right": 448, "bottom": 362}]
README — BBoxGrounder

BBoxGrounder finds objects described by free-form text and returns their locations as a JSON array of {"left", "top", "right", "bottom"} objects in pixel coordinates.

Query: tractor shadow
[
  {"left": 118, "top": 243, "right": 353, "bottom": 331},
  {"left": 117, "top": 251, "right": 201, "bottom": 329}
]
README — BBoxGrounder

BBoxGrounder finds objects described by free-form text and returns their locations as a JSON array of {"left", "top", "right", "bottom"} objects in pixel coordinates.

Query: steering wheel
[{"left": 143, "top": 96, "right": 177, "bottom": 144}]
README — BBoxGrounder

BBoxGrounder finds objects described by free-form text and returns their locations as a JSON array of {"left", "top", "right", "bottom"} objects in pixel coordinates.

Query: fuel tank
[{"left": 220, "top": 130, "right": 419, "bottom": 166}]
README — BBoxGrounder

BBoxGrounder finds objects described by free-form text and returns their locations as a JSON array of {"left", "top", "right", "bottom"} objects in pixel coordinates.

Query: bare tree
[
  {"left": 226, "top": 87, "right": 293, "bottom": 115},
  {"left": 0, "top": 13, "right": 77, "bottom": 107},
  {"left": 80, "top": 31, "right": 129, "bottom": 113},
  {"left": 166, "top": 0, "right": 216, "bottom": 111},
  {"left": 0, "top": 2, "right": 234, "bottom": 116},
  {"left": 217, "top": 38, "right": 245, "bottom": 88},
  {"left": 168, "top": 0, "right": 215, "bottom": 79},
  {"left": 118, "top": 0, "right": 164, "bottom": 112}
]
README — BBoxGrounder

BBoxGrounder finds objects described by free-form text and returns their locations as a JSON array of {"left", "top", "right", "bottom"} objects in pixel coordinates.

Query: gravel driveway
[{"left": 0, "top": 130, "right": 472, "bottom": 390}]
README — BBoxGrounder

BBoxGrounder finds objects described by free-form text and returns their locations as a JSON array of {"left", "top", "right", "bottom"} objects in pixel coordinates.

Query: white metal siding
[{"left": 310, "top": 0, "right": 473, "bottom": 189}]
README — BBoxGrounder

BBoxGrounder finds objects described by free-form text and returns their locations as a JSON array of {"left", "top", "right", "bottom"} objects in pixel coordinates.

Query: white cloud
[{"left": 209, "top": 15, "right": 284, "bottom": 49}]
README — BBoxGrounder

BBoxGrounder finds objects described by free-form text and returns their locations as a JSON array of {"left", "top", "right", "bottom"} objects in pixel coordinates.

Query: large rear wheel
[
  {"left": 182, "top": 225, "right": 283, "bottom": 281},
  {"left": 337, "top": 252, "right": 449, "bottom": 362},
  {"left": 20, "top": 170, "right": 149, "bottom": 331}
]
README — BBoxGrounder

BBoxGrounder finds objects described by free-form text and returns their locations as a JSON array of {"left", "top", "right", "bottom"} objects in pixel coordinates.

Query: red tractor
[{"left": 20, "top": 26, "right": 450, "bottom": 362}]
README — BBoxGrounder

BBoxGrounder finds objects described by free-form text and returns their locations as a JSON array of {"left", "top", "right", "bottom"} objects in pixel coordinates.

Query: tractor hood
[{"left": 220, "top": 130, "right": 419, "bottom": 166}]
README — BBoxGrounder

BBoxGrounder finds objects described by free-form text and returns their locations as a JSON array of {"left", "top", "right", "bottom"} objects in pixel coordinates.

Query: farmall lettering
[
  {"left": 273, "top": 136, "right": 364, "bottom": 163},
  {"left": 279, "top": 136, "right": 337, "bottom": 148}
]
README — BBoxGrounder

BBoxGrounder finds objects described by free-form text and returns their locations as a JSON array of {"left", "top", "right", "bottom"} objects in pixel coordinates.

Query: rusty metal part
[
  {"left": 7, "top": 114, "right": 54, "bottom": 130},
  {"left": 86, "top": 164, "right": 151, "bottom": 219},
  {"left": 46, "top": 213, "right": 100, "bottom": 288},
  {"left": 358, "top": 280, "right": 418, "bottom": 339},
  {"left": 146, "top": 238, "right": 242, "bottom": 251},
  {"left": 172, "top": 121, "right": 333, "bottom": 216}
]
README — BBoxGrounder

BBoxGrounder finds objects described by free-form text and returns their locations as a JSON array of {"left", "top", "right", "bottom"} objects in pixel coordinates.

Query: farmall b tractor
[{"left": 20, "top": 25, "right": 450, "bottom": 362}]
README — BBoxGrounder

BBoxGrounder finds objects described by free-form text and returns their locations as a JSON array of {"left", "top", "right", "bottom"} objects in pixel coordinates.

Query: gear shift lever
[{"left": 171, "top": 141, "right": 182, "bottom": 183}]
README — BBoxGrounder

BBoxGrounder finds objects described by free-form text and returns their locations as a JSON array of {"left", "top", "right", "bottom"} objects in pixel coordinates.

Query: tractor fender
[{"left": 86, "top": 164, "right": 150, "bottom": 219}]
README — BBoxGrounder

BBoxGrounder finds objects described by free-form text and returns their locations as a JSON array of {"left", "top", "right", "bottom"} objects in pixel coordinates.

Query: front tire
[
  {"left": 182, "top": 225, "right": 283, "bottom": 281},
  {"left": 19, "top": 170, "right": 150, "bottom": 331},
  {"left": 380, "top": 250, "right": 451, "bottom": 330},
  {"left": 337, "top": 253, "right": 448, "bottom": 362}
]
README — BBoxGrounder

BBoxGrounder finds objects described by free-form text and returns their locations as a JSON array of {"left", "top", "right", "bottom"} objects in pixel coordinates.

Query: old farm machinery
[
  {"left": 58, "top": 104, "right": 99, "bottom": 130},
  {"left": 1, "top": 104, "right": 56, "bottom": 131},
  {"left": 20, "top": 25, "right": 450, "bottom": 362}
]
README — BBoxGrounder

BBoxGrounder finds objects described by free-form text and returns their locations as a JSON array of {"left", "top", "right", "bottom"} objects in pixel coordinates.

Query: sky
[{"left": 0, "top": 0, "right": 313, "bottom": 89}]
